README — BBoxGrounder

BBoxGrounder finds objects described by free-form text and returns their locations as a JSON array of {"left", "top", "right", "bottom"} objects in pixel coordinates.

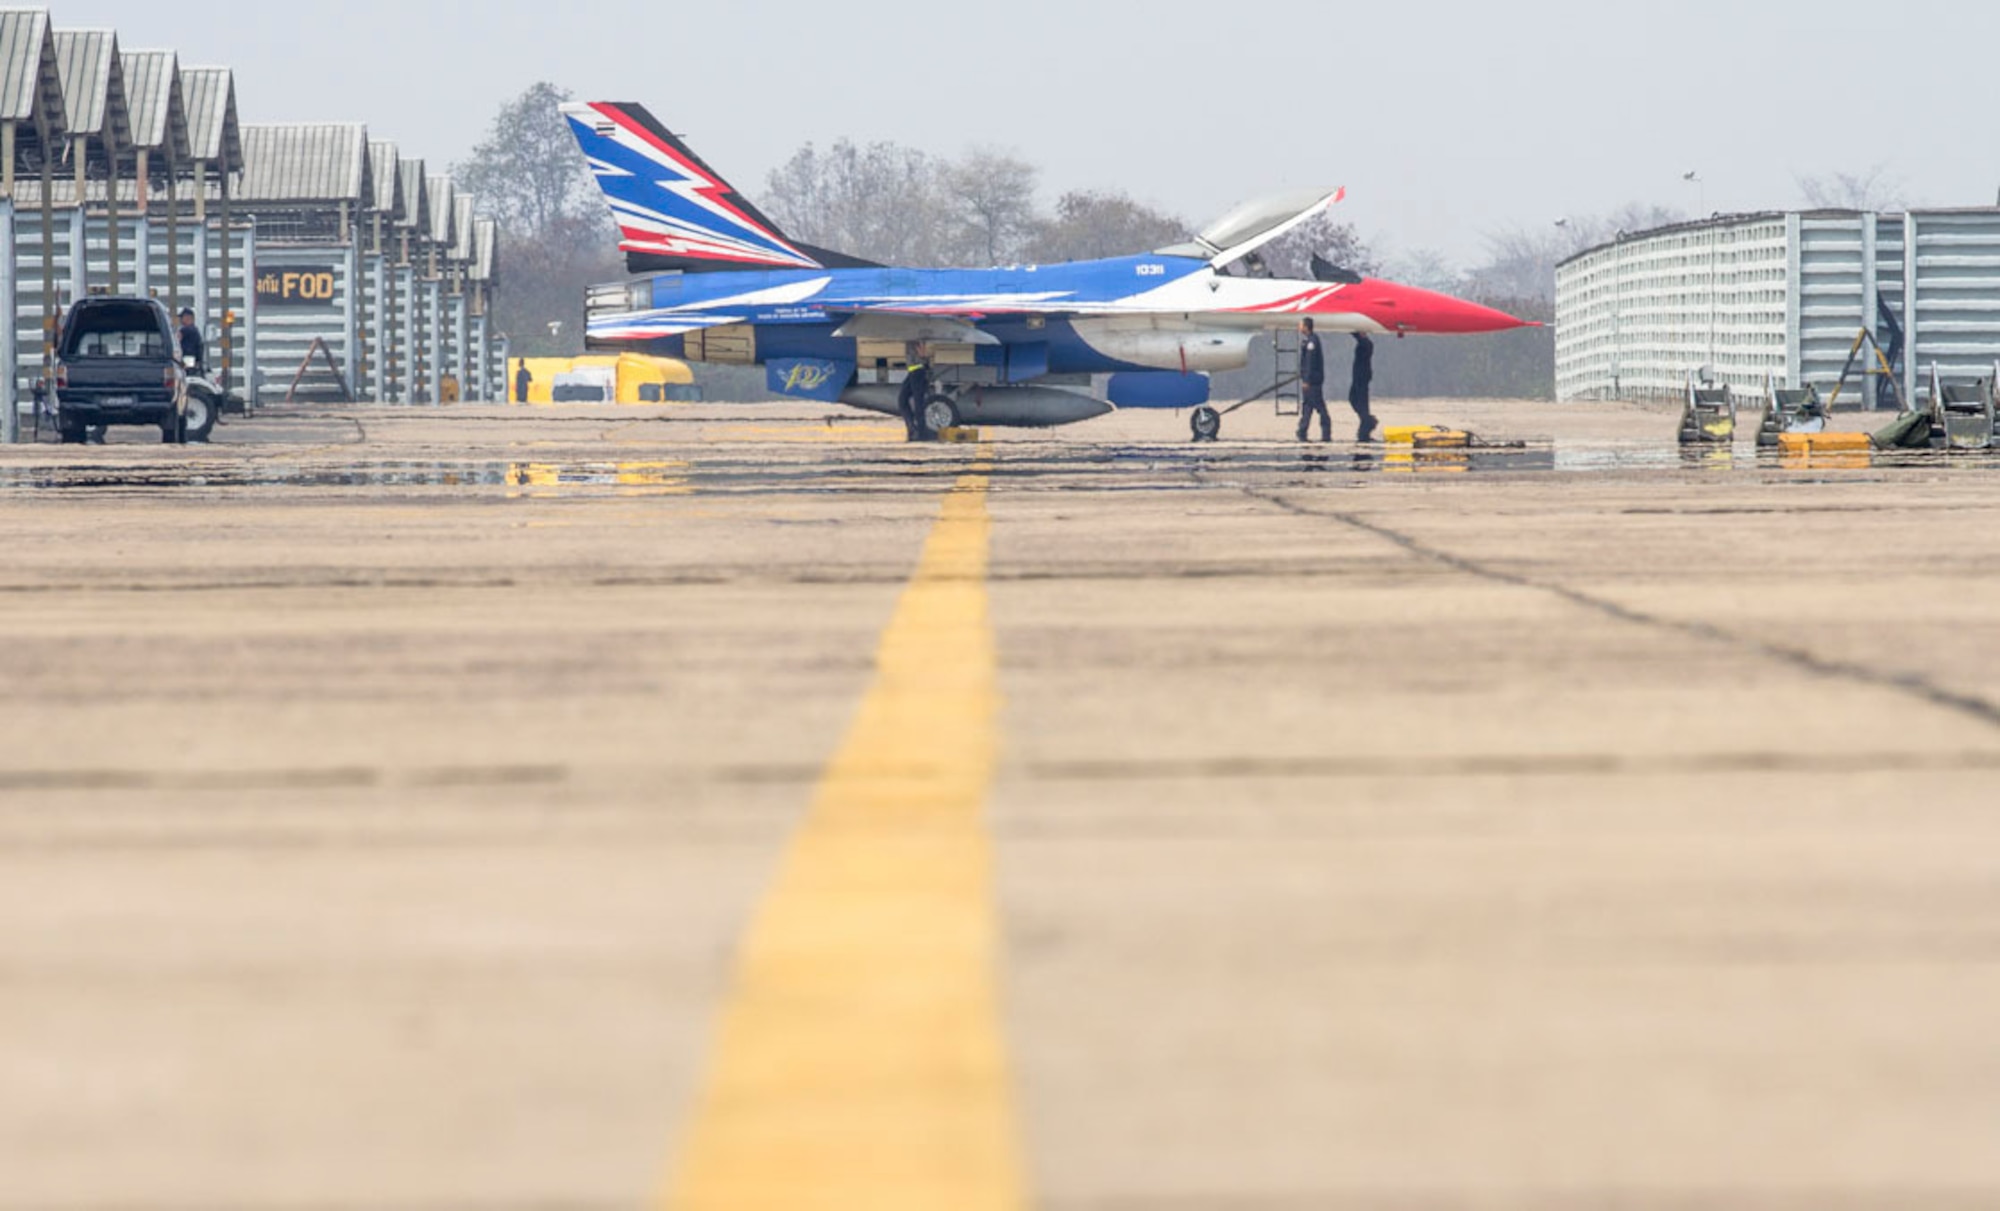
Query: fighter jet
[{"left": 565, "top": 102, "right": 1532, "bottom": 440}]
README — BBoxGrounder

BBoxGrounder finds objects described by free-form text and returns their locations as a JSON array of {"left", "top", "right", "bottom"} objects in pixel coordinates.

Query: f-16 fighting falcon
[{"left": 565, "top": 101, "right": 1533, "bottom": 441}]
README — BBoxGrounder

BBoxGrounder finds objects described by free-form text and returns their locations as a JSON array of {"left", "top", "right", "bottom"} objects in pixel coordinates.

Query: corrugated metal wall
[
  {"left": 399, "top": 267, "right": 426, "bottom": 403},
  {"left": 7, "top": 207, "right": 83, "bottom": 401},
  {"left": 249, "top": 244, "right": 357, "bottom": 405},
  {"left": 1562, "top": 209, "right": 2000, "bottom": 405},
  {"left": 1792, "top": 213, "right": 1907, "bottom": 395},
  {"left": 1556, "top": 217, "right": 1789, "bottom": 400},
  {"left": 443, "top": 293, "right": 466, "bottom": 397},
  {"left": 9, "top": 205, "right": 480, "bottom": 415},
  {"left": 7, "top": 207, "right": 257, "bottom": 405},
  {"left": 1908, "top": 211, "right": 2000, "bottom": 399},
  {"left": 387, "top": 263, "right": 413, "bottom": 402},
  {"left": 468, "top": 314, "right": 490, "bottom": 402},
  {"left": 417, "top": 278, "right": 442, "bottom": 403}
]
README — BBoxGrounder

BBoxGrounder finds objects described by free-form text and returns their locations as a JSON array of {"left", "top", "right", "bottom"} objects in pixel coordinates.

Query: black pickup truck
[{"left": 52, "top": 296, "right": 216, "bottom": 444}]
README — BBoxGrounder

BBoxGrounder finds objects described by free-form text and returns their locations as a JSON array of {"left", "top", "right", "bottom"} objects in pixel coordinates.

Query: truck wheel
[
  {"left": 183, "top": 392, "right": 218, "bottom": 444},
  {"left": 58, "top": 415, "right": 86, "bottom": 445}
]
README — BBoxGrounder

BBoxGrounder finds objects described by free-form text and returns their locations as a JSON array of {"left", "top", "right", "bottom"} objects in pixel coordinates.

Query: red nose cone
[{"left": 1329, "top": 279, "right": 1536, "bottom": 335}]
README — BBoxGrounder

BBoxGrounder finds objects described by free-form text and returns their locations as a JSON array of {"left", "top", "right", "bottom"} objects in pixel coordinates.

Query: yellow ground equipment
[
  {"left": 1385, "top": 425, "right": 1473, "bottom": 449},
  {"left": 1678, "top": 371, "right": 1736, "bottom": 445},
  {"left": 510, "top": 354, "right": 698, "bottom": 405},
  {"left": 1927, "top": 364, "right": 1998, "bottom": 451}
]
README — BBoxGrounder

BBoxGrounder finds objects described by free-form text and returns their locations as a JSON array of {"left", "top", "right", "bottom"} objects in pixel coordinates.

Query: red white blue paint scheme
[{"left": 566, "top": 101, "right": 1530, "bottom": 437}]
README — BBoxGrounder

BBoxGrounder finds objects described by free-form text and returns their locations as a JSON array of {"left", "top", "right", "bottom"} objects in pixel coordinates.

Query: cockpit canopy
[{"left": 1157, "top": 187, "right": 1343, "bottom": 267}]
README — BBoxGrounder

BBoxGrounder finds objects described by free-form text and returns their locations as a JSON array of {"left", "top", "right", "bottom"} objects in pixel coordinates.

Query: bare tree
[
  {"left": 453, "top": 82, "right": 604, "bottom": 243},
  {"left": 1469, "top": 204, "right": 1687, "bottom": 305},
  {"left": 1024, "top": 190, "right": 1188, "bottom": 263},
  {"left": 1798, "top": 166, "right": 1906, "bottom": 211},
  {"left": 454, "top": 82, "right": 620, "bottom": 355},
  {"left": 764, "top": 142, "right": 1041, "bottom": 268},
  {"left": 1256, "top": 213, "right": 1377, "bottom": 280},
  {"left": 763, "top": 139, "right": 956, "bottom": 266},
  {"left": 1468, "top": 226, "right": 1571, "bottom": 304},
  {"left": 945, "top": 149, "right": 1040, "bottom": 265},
  {"left": 1383, "top": 247, "right": 1464, "bottom": 294}
]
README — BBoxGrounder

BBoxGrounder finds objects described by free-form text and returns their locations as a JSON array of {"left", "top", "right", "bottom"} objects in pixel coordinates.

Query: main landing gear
[
  {"left": 923, "top": 395, "right": 962, "bottom": 435},
  {"left": 1190, "top": 406, "right": 1223, "bottom": 442}
]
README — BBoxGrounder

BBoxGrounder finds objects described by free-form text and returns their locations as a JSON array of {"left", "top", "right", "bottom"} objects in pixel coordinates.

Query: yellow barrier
[
  {"left": 1386, "top": 425, "right": 1473, "bottom": 448},
  {"left": 1777, "top": 431, "right": 1871, "bottom": 454}
]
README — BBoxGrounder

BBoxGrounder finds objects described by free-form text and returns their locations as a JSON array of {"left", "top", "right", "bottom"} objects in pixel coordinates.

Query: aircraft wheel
[
  {"left": 1190, "top": 406, "right": 1222, "bottom": 442},
  {"left": 924, "top": 396, "right": 961, "bottom": 434}
]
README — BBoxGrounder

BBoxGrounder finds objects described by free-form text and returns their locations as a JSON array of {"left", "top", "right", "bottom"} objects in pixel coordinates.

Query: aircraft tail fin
[{"left": 561, "top": 102, "right": 878, "bottom": 275}]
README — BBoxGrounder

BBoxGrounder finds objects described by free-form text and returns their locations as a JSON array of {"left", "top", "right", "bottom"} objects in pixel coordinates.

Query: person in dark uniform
[
  {"left": 1350, "top": 332, "right": 1379, "bottom": 442},
  {"left": 177, "top": 308, "right": 206, "bottom": 372},
  {"left": 1295, "top": 318, "right": 1330, "bottom": 442},
  {"left": 898, "top": 344, "right": 932, "bottom": 441},
  {"left": 514, "top": 361, "right": 533, "bottom": 403}
]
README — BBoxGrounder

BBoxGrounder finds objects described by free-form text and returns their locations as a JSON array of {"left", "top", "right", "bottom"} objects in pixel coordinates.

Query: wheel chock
[{"left": 936, "top": 426, "right": 982, "bottom": 444}]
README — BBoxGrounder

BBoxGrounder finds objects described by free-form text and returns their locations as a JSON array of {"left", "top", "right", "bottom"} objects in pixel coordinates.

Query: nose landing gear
[{"left": 1190, "top": 405, "right": 1222, "bottom": 442}]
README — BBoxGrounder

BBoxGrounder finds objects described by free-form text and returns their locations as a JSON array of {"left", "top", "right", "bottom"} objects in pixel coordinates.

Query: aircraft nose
[{"left": 1342, "top": 280, "right": 1537, "bottom": 334}]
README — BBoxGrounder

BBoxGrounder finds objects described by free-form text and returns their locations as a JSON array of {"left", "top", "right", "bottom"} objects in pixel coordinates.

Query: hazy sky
[{"left": 58, "top": 0, "right": 2000, "bottom": 265}]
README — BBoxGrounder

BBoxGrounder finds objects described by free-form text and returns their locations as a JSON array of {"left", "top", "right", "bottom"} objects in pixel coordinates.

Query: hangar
[
  {"left": 1556, "top": 209, "right": 2000, "bottom": 407},
  {"left": 1, "top": 3, "right": 505, "bottom": 437}
]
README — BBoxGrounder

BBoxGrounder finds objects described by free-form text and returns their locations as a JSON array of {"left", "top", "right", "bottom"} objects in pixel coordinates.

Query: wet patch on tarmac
[{"left": 13, "top": 429, "right": 2000, "bottom": 500}]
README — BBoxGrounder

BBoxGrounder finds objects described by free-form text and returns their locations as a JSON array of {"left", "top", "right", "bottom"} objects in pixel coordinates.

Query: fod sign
[{"left": 256, "top": 266, "right": 338, "bottom": 308}]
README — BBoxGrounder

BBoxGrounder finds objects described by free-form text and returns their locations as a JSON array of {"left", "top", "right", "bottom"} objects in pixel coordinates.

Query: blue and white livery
[{"left": 565, "top": 102, "right": 1531, "bottom": 436}]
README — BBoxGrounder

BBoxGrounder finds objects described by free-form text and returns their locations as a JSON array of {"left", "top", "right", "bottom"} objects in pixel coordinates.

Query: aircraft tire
[
  {"left": 1190, "top": 406, "right": 1222, "bottom": 442},
  {"left": 924, "top": 396, "right": 960, "bottom": 434}
]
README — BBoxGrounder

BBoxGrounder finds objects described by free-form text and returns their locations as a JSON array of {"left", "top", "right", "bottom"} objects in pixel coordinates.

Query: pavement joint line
[
  {"left": 658, "top": 456, "right": 1027, "bottom": 1211},
  {"left": 1245, "top": 487, "right": 2000, "bottom": 733}
]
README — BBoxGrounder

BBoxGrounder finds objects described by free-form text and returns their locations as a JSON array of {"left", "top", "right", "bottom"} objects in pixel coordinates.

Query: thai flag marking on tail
[{"left": 562, "top": 102, "right": 824, "bottom": 271}]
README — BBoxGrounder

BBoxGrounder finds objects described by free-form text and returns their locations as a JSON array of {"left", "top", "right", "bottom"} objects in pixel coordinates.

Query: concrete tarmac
[{"left": 1, "top": 399, "right": 1997, "bottom": 1209}]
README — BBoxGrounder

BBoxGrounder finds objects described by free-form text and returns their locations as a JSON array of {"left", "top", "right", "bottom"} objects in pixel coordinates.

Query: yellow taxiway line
[{"left": 662, "top": 461, "right": 1026, "bottom": 1211}]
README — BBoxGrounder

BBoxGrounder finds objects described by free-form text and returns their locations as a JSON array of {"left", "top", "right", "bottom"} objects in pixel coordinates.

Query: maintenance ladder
[{"left": 1271, "top": 330, "right": 1301, "bottom": 418}]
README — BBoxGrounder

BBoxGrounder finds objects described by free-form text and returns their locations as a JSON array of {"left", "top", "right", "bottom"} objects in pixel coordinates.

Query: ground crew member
[
  {"left": 898, "top": 345, "right": 933, "bottom": 441},
  {"left": 1296, "top": 318, "right": 1331, "bottom": 442},
  {"left": 1351, "top": 332, "right": 1379, "bottom": 442},
  {"left": 177, "top": 309, "right": 205, "bottom": 373},
  {"left": 514, "top": 361, "right": 533, "bottom": 404}
]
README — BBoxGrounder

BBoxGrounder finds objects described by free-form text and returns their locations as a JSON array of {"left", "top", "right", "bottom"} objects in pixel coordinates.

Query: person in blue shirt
[
  {"left": 897, "top": 345, "right": 933, "bottom": 442},
  {"left": 1295, "top": 318, "right": 1330, "bottom": 442},
  {"left": 1350, "top": 333, "right": 1379, "bottom": 442},
  {"left": 177, "top": 308, "right": 206, "bottom": 372}
]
